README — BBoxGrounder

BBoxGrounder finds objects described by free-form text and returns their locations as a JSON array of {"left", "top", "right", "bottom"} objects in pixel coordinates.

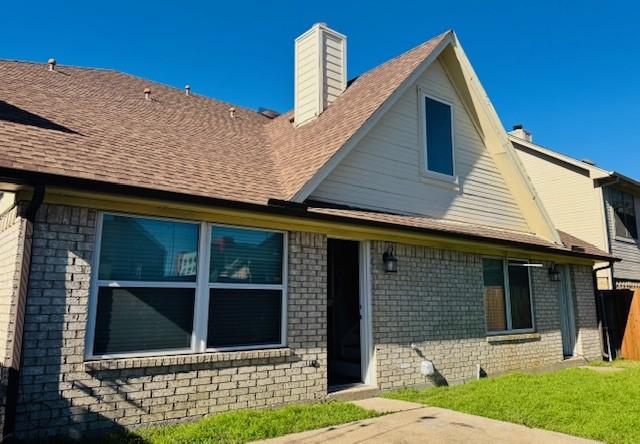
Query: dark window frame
[
  {"left": 610, "top": 189, "right": 638, "bottom": 240},
  {"left": 482, "top": 257, "right": 535, "bottom": 334}
]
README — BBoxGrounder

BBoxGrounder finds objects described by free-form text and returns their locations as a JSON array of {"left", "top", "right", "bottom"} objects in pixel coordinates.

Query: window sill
[
  {"left": 84, "top": 347, "right": 292, "bottom": 371},
  {"left": 486, "top": 332, "right": 541, "bottom": 344},
  {"left": 420, "top": 170, "right": 460, "bottom": 191},
  {"left": 614, "top": 235, "right": 639, "bottom": 245}
]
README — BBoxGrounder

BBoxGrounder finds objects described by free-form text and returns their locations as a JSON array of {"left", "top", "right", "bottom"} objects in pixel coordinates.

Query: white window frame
[
  {"left": 482, "top": 257, "right": 535, "bottom": 336},
  {"left": 418, "top": 88, "right": 458, "bottom": 185},
  {"left": 85, "top": 212, "right": 287, "bottom": 360}
]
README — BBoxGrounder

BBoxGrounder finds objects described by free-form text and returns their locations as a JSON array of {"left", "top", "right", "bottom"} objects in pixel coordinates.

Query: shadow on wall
[{"left": 370, "top": 245, "right": 567, "bottom": 387}]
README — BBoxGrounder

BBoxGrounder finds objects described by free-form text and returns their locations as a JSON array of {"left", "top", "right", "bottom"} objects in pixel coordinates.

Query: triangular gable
[
  {"left": 266, "top": 32, "right": 452, "bottom": 199},
  {"left": 284, "top": 32, "right": 561, "bottom": 244}
]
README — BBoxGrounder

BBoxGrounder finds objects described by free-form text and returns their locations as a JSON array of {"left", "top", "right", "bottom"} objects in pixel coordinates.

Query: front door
[
  {"left": 327, "top": 239, "right": 362, "bottom": 388},
  {"left": 559, "top": 265, "right": 577, "bottom": 357}
]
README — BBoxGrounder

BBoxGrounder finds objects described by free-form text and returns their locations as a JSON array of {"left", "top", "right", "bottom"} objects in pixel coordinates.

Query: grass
[
  {"left": 92, "top": 401, "right": 378, "bottom": 444},
  {"left": 384, "top": 363, "right": 640, "bottom": 444}
]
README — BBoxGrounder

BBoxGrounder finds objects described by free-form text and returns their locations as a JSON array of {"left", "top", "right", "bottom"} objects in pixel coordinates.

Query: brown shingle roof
[
  {"left": 0, "top": 62, "right": 280, "bottom": 204},
  {"left": 0, "top": 33, "right": 615, "bottom": 261},
  {"left": 308, "top": 206, "right": 615, "bottom": 260}
]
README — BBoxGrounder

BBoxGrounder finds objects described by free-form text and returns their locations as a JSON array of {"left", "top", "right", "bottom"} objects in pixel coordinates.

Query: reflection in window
[
  {"left": 210, "top": 227, "right": 283, "bottom": 284},
  {"left": 611, "top": 189, "right": 638, "bottom": 239},
  {"left": 482, "top": 258, "right": 533, "bottom": 333},
  {"left": 424, "top": 95, "right": 454, "bottom": 176},
  {"left": 98, "top": 214, "right": 199, "bottom": 282}
]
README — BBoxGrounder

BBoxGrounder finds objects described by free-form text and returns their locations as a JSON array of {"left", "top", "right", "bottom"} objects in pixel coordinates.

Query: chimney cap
[
  {"left": 512, "top": 124, "right": 524, "bottom": 130},
  {"left": 47, "top": 58, "right": 56, "bottom": 71}
]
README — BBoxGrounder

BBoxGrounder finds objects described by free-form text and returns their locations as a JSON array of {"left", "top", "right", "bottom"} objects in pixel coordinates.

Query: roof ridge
[
  {"left": 0, "top": 58, "right": 269, "bottom": 121},
  {"left": 264, "top": 30, "right": 453, "bottom": 123}
]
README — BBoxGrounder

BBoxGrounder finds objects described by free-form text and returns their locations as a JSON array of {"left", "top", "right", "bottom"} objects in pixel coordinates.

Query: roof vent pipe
[
  {"left": 47, "top": 58, "right": 56, "bottom": 71},
  {"left": 144, "top": 88, "right": 151, "bottom": 100},
  {"left": 229, "top": 107, "right": 236, "bottom": 118},
  {"left": 185, "top": 85, "right": 190, "bottom": 96}
]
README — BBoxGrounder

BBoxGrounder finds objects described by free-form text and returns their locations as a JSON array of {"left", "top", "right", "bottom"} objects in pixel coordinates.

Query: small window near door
[
  {"left": 422, "top": 95, "right": 454, "bottom": 177},
  {"left": 611, "top": 189, "right": 638, "bottom": 239},
  {"left": 482, "top": 258, "right": 534, "bottom": 333}
]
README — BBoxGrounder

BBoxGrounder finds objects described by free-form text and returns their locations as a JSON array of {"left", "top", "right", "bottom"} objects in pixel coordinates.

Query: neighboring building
[
  {"left": 510, "top": 128, "right": 640, "bottom": 289},
  {"left": 0, "top": 24, "right": 614, "bottom": 440}
]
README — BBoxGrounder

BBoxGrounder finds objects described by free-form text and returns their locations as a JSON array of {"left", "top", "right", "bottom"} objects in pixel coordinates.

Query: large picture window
[
  {"left": 482, "top": 258, "right": 534, "bottom": 333},
  {"left": 610, "top": 189, "right": 638, "bottom": 239},
  {"left": 88, "top": 213, "right": 286, "bottom": 358}
]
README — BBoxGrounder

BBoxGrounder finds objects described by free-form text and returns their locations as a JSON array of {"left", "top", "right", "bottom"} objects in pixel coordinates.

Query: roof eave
[{"left": 0, "top": 166, "right": 615, "bottom": 263}]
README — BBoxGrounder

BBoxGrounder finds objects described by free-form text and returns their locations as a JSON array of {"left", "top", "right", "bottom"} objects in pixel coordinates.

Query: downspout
[
  {"left": 593, "top": 261, "right": 614, "bottom": 362},
  {"left": 3, "top": 184, "right": 45, "bottom": 440}
]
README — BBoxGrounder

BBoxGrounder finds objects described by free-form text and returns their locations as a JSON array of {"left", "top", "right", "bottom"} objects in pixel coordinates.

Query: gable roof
[
  {"left": 267, "top": 31, "right": 452, "bottom": 199},
  {"left": 0, "top": 33, "right": 613, "bottom": 260}
]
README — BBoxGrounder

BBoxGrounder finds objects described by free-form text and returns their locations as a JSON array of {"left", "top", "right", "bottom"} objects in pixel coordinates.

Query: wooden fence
[{"left": 598, "top": 289, "right": 640, "bottom": 360}]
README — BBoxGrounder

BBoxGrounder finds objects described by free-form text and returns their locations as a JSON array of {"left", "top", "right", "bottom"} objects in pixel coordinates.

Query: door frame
[
  {"left": 559, "top": 265, "right": 577, "bottom": 357},
  {"left": 327, "top": 237, "right": 375, "bottom": 387},
  {"left": 358, "top": 241, "right": 375, "bottom": 386}
]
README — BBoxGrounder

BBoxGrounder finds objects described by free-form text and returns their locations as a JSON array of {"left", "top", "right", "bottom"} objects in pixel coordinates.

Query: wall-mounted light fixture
[
  {"left": 548, "top": 263, "right": 561, "bottom": 282},
  {"left": 382, "top": 243, "right": 398, "bottom": 273}
]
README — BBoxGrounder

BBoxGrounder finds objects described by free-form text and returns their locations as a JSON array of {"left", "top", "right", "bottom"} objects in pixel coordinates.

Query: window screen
[
  {"left": 207, "top": 288, "right": 282, "bottom": 348},
  {"left": 611, "top": 189, "right": 638, "bottom": 239},
  {"left": 424, "top": 96, "right": 454, "bottom": 176},
  {"left": 482, "top": 258, "right": 507, "bottom": 332},
  {"left": 93, "top": 287, "right": 195, "bottom": 354},
  {"left": 482, "top": 258, "right": 533, "bottom": 333}
]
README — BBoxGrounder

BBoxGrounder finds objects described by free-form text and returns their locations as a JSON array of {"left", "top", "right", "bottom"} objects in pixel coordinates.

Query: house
[
  {"left": 509, "top": 127, "right": 640, "bottom": 290},
  {"left": 0, "top": 24, "right": 615, "bottom": 440}
]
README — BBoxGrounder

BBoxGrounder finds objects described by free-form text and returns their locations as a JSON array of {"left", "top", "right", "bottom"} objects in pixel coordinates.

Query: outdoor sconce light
[
  {"left": 548, "top": 263, "right": 561, "bottom": 282},
  {"left": 382, "top": 244, "right": 398, "bottom": 273}
]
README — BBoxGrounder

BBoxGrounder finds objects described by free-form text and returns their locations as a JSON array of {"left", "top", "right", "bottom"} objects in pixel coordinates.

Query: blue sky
[{"left": 3, "top": 1, "right": 639, "bottom": 177}]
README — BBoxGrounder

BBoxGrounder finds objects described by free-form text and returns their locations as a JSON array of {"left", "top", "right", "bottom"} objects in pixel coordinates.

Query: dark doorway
[{"left": 327, "top": 239, "right": 362, "bottom": 388}]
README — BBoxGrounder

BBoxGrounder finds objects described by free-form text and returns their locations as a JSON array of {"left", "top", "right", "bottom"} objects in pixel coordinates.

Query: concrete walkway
[{"left": 255, "top": 398, "right": 600, "bottom": 444}]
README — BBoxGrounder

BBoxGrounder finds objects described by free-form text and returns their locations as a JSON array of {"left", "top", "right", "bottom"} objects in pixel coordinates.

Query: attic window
[{"left": 421, "top": 93, "right": 455, "bottom": 177}]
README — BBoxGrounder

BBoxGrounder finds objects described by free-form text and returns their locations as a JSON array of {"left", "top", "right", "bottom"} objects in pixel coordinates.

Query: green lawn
[
  {"left": 385, "top": 361, "right": 640, "bottom": 444},
  {"left": 94, "top": 401, "right": 378, "bottom": 444}
]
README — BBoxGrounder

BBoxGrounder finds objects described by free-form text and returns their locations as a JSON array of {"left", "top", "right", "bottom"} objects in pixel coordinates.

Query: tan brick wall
[
  {"left": 15, "top": 204, "right": 327, "bottom": 439},
  {"left": 370, "top": 241, "right": 600, "bottom": 389},
  {"left": 13, "top": 203, "right": 602, "bottom": 439}
]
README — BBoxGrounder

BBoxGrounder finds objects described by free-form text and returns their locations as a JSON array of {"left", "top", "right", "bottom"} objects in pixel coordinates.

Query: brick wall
[
  {"left": 371, "top": 241, "right": 600, "bottom": 390},
  {"left": 12, "top": 202, "right": 602, "bottom": 439},
  {"left": 14, "top": 204, "right": 327, "bottom": 440},
  {"left": 572, "top": 265, "right": 602, "bottom": 360}
]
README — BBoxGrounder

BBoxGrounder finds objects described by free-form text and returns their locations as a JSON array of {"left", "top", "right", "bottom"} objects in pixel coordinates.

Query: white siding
[
  {"left": 294, "top": 29, "right": 320, "bottom": 126},
  {"left": 322, "top": 31, "right": 345, "bottom": 107},
  {"left": 294, "top": 24, "right": 346, "bottom": 127},
  {"left": 515, "top": 147, "right": 608, "bottom": 250},
  {"left": 311, "top": 59, "right": 531, "bottom": 233},
  {"left": 604, "top": 188, "right": 640, "bottom": 283}
]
